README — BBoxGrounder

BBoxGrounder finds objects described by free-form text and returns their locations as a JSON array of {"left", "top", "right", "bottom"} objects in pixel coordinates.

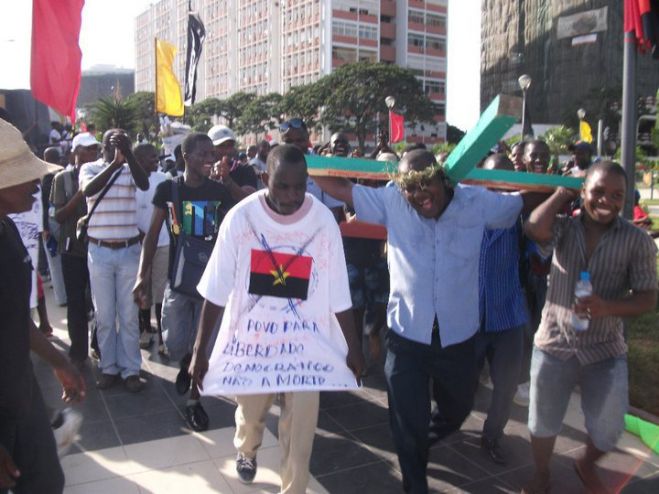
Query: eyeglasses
[{"left": 279, "top": 118, "right": 306, "bottom": 133}]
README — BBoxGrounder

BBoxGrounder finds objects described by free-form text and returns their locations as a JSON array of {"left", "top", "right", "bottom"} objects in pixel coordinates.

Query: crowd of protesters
[{"left": 0, "top": 112, "right": 657, "bottom": 494}]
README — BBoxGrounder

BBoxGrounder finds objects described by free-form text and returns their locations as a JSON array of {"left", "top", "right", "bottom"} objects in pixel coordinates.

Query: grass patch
[
  {"left": 627, "top": 309, "right": 659, "bottom": 416},
  {"left": 642, "top": 199, "right": 659, "bottom": 206}
]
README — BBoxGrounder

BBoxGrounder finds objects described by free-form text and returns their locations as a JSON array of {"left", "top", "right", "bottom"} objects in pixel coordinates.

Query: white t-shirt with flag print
[{"left": 197, "top": 190, "right": 357, "bottom": 395}]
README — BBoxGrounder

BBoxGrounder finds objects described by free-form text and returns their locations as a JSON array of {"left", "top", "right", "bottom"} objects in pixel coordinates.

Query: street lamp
[
  {"left": 384, "top": 96, "right": 396, "bottom": 146},
  {"left": 518, "top": 74, "right": 532, "bottom": 138}
]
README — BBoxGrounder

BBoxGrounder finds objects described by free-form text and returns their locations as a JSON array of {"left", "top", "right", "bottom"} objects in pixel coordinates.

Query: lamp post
[
  {"left": 518, "top": 74, "right": 532, "bottom": 139},
  {"left": 385, "top": 96, "right": 396, "bottom": 147}
]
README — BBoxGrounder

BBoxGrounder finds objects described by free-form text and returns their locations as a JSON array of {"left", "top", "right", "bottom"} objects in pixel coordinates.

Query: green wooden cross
[{"left": 306, "top": 94, "right": 583, "bottom": 191}]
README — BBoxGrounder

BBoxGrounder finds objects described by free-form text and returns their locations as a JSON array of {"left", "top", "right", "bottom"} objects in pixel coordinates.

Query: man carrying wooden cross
[{"left": 314, "top": 149, "right": 545, "bottom": 493}]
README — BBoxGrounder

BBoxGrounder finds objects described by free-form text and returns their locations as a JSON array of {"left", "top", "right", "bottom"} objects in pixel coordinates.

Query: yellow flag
[
  {"left": 155, "top": 39, "right": 184, "bottom": 116},
  {"left": 579, "top": 120, "right": 593, "bottom": 143}
]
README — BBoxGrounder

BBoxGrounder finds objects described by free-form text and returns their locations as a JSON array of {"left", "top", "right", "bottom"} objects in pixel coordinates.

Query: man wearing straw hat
[{"left": 0, "top": 118, "right": 86, "bottom": 493}]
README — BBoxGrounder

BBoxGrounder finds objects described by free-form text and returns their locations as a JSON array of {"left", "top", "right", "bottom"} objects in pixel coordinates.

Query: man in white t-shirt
[
  {"left": 134, "top": 143, "right": 170, "bottom": 352},
  {"left": 189, "top": 144, "right": 364, "bottom": 493}
]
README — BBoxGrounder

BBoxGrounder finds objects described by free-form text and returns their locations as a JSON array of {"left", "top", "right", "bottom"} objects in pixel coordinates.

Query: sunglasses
[{"left": 279, "top": 118, "right": 306, "bottom": 133}]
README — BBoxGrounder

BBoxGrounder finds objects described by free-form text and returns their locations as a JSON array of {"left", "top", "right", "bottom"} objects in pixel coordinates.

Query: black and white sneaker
[{"left": 236, "top": 452, "right": 257, "bottom": 484}]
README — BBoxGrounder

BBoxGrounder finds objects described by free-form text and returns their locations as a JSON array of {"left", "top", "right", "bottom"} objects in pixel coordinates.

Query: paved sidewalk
[{"left": 34, "top": 286, "right": 659, "bottom": 493}]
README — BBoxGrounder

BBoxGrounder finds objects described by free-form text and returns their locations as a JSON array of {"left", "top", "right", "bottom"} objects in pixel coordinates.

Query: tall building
[
  {"left": 78, "top": 67, "right": 135, "bottom": 107},
  {"left": 481, "top": 0, "right": 659, "bottom": 126},
  {"left": 135, "top": 0, "right": 447, "bottom": 142}
]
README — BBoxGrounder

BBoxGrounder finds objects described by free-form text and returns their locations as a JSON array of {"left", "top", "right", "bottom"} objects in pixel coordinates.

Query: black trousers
[
  {"left": 0, "top": 374, "right": 64, "bottom": 494},
  {"left": 385, "top": 329, "right": 478, "bottom": 494},
  {"left": 61, "top": 253, "right": 90, "bottom": 362}
]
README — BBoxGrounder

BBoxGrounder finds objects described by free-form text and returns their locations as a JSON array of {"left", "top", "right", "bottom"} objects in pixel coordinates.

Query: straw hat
[{"left": 0, "top": 119, "right": 61, "bottom": 190}]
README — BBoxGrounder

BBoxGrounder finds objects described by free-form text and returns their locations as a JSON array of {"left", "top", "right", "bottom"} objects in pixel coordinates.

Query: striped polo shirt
[
  {"left": 79, "top": 160, "right": 140, "bottom": 241},
  {"left": 535, "top": 214, "right": 658, "bottom": 364}
]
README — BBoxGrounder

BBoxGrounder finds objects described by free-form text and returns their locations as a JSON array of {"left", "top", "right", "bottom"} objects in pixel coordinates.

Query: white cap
[
  {"left": 71, "top": 132, "right": 100, "bottom": 152},
  {"left": 376, "top": 152, "right": 399, "bottom": 163},
  {"left": 207, "top": 125, "right": 235, "bottom": 146}
]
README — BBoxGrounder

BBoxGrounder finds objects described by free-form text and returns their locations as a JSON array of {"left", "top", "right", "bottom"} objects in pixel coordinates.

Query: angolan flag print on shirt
[{"left": 248, "top": 249, "right": 312, "bottom": 300}]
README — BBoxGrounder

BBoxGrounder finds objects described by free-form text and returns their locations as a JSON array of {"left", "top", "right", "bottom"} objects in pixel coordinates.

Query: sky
[{"left": 0, "top": 0, "right": 480, "bottom": 131}]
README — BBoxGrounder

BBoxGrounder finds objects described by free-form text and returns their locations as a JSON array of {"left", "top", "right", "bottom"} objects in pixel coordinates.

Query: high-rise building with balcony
[{"left": 135, "top": 0, "right": 448, "bottom": 142}]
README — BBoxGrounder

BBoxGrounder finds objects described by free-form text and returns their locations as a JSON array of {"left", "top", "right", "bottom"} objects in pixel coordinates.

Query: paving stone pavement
[{"left": 33, "top": 283, "right": 659, "bottom": 493}]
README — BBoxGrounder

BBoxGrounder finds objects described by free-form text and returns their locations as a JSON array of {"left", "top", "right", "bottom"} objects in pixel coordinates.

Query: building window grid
[
  {"left": 407, "top": 34, "right": 446, "bottom": 53},
  {"left": 408, "top": 8, "right": 446, "bottom": 30}
]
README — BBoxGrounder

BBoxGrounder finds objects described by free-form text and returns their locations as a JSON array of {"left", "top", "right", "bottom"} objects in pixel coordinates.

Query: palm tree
[{"left": 88, "top": 97, "right": 138, "bottom": 134}]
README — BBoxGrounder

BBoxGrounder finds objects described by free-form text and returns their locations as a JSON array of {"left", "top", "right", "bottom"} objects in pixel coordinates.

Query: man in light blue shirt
[{"left": 314, "top": 150, "right": 528, "bottom": 494}]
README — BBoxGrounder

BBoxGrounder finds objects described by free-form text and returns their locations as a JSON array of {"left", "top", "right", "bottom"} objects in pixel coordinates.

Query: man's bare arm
[
  {"left": 523, "top": 187, "right": 578, "bottom": 244},
  {"left": 188, "top": 300, "right": 225, "bottom": 390},
  {"left": 311, "top": 177, "right": 355, "bottom": 208}
]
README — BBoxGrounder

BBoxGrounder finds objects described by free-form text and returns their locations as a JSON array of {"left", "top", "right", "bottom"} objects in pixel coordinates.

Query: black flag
[{"left": 184, "top": 12, "right": 206, "bottom": 106}]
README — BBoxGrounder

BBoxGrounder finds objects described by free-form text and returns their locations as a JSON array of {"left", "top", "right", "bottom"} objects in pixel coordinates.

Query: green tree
[
  {"left": 541, "top": 125, "right": 576, "bottom": 157},
  {"left": 446, "top": 124, "right": 465, "bottom": 144},
  {"left": 279, "top": 83, "right": 325, "bottom": 130},
  {"left": 318, "top": 62, "right": 437, "bottom": 150},
  {"left": 188, "top": 97, "right": 223, "bottom": 133},
  {"left": 124, "top": 91, "right": 158, "bottom": 140},
  {"left": 88, "top": 97, "right": 138, "bottom": 135},
  {"left": 431, "top": 142, "right": 456, "bottom": 158},
  {"left": 238, "top": 93, "right": 283, "bottom": 137},
  {"left": 220, "top": 92, "right": 257, "bottom": 129}
]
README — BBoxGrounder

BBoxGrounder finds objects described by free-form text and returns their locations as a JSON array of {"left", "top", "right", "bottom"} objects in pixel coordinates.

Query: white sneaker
[
  {"left": 514, "top": 382, "right": 530, "bottom": 407},
  {"left": 52, "top": 408, "right": 82, "bottom": 457},
  {"left": 139, "top": 331, "right": 153, "bottom": 349}
]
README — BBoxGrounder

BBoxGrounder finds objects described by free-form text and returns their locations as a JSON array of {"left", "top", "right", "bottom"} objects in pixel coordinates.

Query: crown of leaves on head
[{"left": 391, "top": 162, "right": 449, "bottom": 190}]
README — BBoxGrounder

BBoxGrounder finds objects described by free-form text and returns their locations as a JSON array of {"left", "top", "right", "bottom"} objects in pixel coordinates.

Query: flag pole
[
  {"left": 621, "top": 30, "right": 637, "bottom": 220},
  {"left": 388, "top": 111, "right": 392, "bottom": 148},
  {"left": 154, "top": 37, "right": 159, "bottom": 121}
]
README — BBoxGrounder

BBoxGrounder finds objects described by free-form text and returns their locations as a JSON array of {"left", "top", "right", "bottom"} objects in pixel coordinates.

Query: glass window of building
[{"left": 408, "top": 10, "right": 425, "bottom": 24}]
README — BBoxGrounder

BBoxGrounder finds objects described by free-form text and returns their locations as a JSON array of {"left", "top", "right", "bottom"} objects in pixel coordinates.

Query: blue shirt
[
  {"left": 478, "top": 222, "right": 529, "bottom": 332},
  {"left": 353, "top": 184, "right": 523, "bottom": 347}
]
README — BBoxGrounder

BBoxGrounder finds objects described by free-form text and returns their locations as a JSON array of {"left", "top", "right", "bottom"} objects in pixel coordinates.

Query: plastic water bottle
[{"left": 572, "top": 271, "right": 592, "bottom": 331}]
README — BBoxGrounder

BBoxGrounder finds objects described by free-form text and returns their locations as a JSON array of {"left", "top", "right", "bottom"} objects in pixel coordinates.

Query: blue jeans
[
  {"left": 385, "top": 329, "right": 477, "bottom": 494},
  {"left": 475, "top": 327, "right": 524, "bottom": 441},
  {"left": 88, "top": 243, "right": 141, "bottom": 378},
  {"left": 529, "top": 347, "right": 628, "bottom": 452},
  {"left": 161, "top": 283, "right": 203, "bottom": 362}
]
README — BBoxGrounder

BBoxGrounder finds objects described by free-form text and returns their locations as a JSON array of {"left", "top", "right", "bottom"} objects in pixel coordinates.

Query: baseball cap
[
  {"left": 207, "top": 125, "right": 235, "bottom": 146},
  {"left": 0, "top": 119, "right": 61, "bottom": 190},
  {"left": 72, "top": 132, "right": 100, "bottom": 152}
]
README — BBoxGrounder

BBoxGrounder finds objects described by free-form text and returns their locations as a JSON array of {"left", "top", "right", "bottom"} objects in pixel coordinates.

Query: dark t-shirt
[
  {"left": 0, "top": 218, "right": 33, "bottom": 422},
  {"left": 230, "top": 163, "right": 258, "bottom": 189},
  {"left": 152, "top": 177, "right": 235, "bottom": 276}
]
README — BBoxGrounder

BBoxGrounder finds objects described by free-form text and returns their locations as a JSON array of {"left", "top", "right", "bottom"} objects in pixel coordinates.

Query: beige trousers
[{"left": 234, "top": 391, "right": 320, "bottom": 494}]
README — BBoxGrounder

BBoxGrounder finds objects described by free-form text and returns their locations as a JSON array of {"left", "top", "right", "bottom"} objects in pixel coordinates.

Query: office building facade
[{"left": 135, "top": 0, "right": 447, "bottom": 142}]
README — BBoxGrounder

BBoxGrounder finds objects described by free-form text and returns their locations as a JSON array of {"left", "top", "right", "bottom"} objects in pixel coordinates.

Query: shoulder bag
[{"left": 169, "top": 178, "right": 215, "bottom": 299}]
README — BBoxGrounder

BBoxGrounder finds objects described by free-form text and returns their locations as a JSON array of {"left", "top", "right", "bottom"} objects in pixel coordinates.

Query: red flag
[
  {"left": 624, "top": 0, "right": 659, "bottom": 55},
  {"left": 389, "top": 111, "right": 404, "bottom": 143},
  {"left": 30, "top": 0, "right": 84, "bottom": 122}
]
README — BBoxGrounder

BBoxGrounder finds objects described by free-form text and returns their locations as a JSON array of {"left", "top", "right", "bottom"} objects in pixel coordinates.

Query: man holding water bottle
[{"left": 521, "top": 161, "right": 657, "bottom": 494}]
